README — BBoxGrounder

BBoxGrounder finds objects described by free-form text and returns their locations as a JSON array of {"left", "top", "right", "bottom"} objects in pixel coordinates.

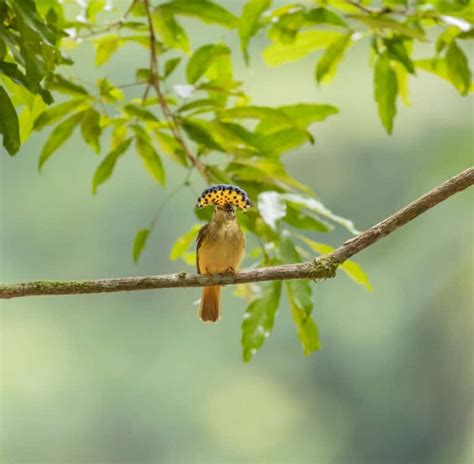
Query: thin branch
[
  {"left": 142, "top": 0, "right": 211, "bottom": 182},
  {"left": 1, "top": 167, "right": 472, "bottom": 300}
]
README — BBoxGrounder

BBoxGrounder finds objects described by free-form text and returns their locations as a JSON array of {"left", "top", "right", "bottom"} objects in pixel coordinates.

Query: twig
[
  {"left": 1, "top": 167, "right": 472, "bottom": 300},
  {"left": 142, "top": 0, "right": 211, "bottom": 182}
]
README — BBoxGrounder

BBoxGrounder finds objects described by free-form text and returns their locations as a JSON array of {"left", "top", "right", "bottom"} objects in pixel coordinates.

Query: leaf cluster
[{"left": 1, "top": 0, "right": 472, "bottom": 360}]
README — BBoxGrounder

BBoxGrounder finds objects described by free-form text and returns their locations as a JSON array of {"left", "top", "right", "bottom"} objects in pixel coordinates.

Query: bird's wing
[{"left": 196, "top": 223, "right": 209, "bottom": 274}]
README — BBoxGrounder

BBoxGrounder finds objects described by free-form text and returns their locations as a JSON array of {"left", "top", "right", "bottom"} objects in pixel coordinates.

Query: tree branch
[
  {"left": 142, "top": 0, "right": 211, "bottom": 182},
  {"left": 1, "top": 168, "right": 472, "bottom": 300}
]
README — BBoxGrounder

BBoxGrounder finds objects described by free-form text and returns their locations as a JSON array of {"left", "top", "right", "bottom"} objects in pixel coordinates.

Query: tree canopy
[{"left": 1, "top": 0, "right": 472, "bottom": 360}]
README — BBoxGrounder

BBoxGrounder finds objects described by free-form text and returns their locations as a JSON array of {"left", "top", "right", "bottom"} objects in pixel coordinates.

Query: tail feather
[{"left": 199, "top": 286, "right": 221, "bottom": 323}]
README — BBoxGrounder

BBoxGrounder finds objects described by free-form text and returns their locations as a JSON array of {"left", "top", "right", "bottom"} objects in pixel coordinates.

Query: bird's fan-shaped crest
[{"left": 196, "top": 184, "right": 253, "bottom": 211}]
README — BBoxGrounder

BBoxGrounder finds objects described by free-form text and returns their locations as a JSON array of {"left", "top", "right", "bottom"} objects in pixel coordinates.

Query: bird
[{"left": 196, "top": 202, "right": 246, "bottom": 322}]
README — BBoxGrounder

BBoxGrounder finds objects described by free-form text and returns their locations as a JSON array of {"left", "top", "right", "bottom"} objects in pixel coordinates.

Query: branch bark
[{"left": 1, "top": 167, "right": 472, "bottom": 300}]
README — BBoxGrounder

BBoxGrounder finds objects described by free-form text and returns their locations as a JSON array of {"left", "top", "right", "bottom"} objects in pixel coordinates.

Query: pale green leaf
[
  {"left": 92, "top": 138, "right": 132, "bottom": 194},
  {"left": 186, "top": 44, "right": 230, "bottom": 84},
  {"left": 160, "top": 1, "right": 238, "bottom": 28},
  {"left": 38, "top": 112, "right": 83, "bottom": 169},
  {"left": 170, "top": 224, "right": 202, "bottom": 262},
  {"left": 95, "top": 35, "right": 122, "bottom": 66},
  {"left": 257, "top": 191, "right": 287, "bottom": 230},
  {"left": 350, "top": 15, "right": 426, "bottom": 40},
  {"left": 135, "top": 135, "right": 166, "bottom": 185},
  {"left": 297, "top": 235, "right": 372, "bottom": 291},
  {"left": 239, "top": 0, "right": 271, "bottom": 64},
  {"left": 33, "top": 98, "right": 89, "bottom": 130},
  {"left": 263, "top": 30, "right": 343, "bottom": 66}
]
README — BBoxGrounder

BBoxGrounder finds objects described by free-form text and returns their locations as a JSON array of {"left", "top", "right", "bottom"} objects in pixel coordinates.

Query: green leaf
[
  {"left": 263, "top": 30, "right": 343, "bottom": 66},
  {"left": 186, "top": 44, "right": 230, "bottom": 84},
  {"left": 393, "top": 62, "right": 411, "bottom": 106},
  {"left": 0, "top": 86, "right": 20, "bottom": 155},
  {"left": 95, "top": 36, "right": 121, "bottom": 66},
  {"left": 38, "top": 112, "right": 83, "bottom": 169},
  {"left": 153, "top": 6, "right": 190, "bottom": 52},
  {"left": 350, "top": 15, "right": 426, "bottom": 40},
  {"left": 154, "top": 130, "right": 188, "bottom": 166},
  {"left": 98, "top": 78, "right": 124, "bottom": 102},
  {"left": 133, "top": 228, "right": 150, "bottom": 263},
  {"left": 283, "top": 203, "right": 331, "bottom": 232},
  {"left": 80, "top": 108, "right": 102, "bottom": 153},
  {"left": 374, "top": 53, "right": 398, "bottom": 134},
  {"left": 239, "top": 0, "right": 271, "bottom": 64},
  {"left": 92, "top": 138, "right": 132, "bottom": 194},
  {"left": 135, "top": 135, "right": 166, "bottom": 185},
  {"left": 281, "top": 193, "right": 359, "bottom": 235},
  {"left": 316, "top": 32, "right": 352, "bottom": 84},
  {"left": 169, "top": 224, "right": 202, "bottom": 261},
  {"left": 46, "top": 74, "right": 89, "bottom": 96},
  {"left": 297, "top": 235, "right": 372, "bottom": 291},
  {"left": 33, "top": 98, "right": 88, "bottom": 131},
  {"left": 164, "top": 57, "right": 181, "bottom": 78},
  {"left": 241, "top": 281, "right": 282, "bottom": 362},
  {"left": 257, "top": 191, "right": 287, "bottom": 230},
  {"left": 278, "top": 234, "right": 320, "bottom": 355},
  {"left": 384, "top": 38, "right": 415, "bottom": 74},
  {"left": 305, "top": 7, "right": 348, "bottom": 27},
  {"left": 124, "top": 103, "right": 159, "bottom": 122},
  {"left": 446, "top": 41, "right": 471, "bottom": 95},
  {"left": 161, "top": 0, "right": 239, "bottom": 28}
]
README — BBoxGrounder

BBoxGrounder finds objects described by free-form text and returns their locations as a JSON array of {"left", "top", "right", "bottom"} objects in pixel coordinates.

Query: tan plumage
[{"left": 196, "top": 205, "right": 245, "bottom": 322}]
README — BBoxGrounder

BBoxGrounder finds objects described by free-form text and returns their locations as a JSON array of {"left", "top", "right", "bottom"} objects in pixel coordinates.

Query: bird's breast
[{"left": 198, "top": 223, "right": 244, "bottom": 274}]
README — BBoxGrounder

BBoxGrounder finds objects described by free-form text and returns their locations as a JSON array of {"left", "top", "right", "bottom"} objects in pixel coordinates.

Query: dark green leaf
[
  {"left": 385, "top": 38, "right": 415, "bottom": 74},
  {"left": 161, "top": 0, "right": 239, "bottom": 28},
  {"left": 316, "top": 32, "right": 352, "bottom": 84},
  {"left": 350, "top": 15, "right": 426, "bottom": 40},
  {"left": 124, "top": 103, "right": 159, "bottom": 122},
  {"left": 92, "top": 138, "right": 132, "bottom": 194},
  {"left": 133, "top": 228, "right": 150, "bottom": 263},
  {"left": 279, "top": 234, "right": 320, "bottom": 355},
  {"left": 80, "top": 108, "right": 102, "bottom": 153},
  {"left": 283, "top": 203, "right": 331, "bottom": 232},
  {"left": 38, "top": 112, "right": 83, "bottom": 169},
  {"left": 164, "top": 56, "right": 181, "bottom": 78},
  {"left": 186, "top": 44, "right": 230, "bottom": 84},
  {"left": 305, "top": 7, "right": 348, "bottom": 27},
  {"left": 135, "top": 135, "right": 166, "bottom": 185},
  {"left": 0, "top": 85, "right": 20, "bottom": 155},
  {"left": 239, "top": 0, "right": 271, "bottom": 64},
  {"left": 374, "top": 53, "right": 398, "bottom": 134},
  {"left": 446, "top": 41, "right": 471, "bottom": 95},
  {"left": 46, "top": 74, "right": 89, "bottom": 96},
  {"left": 241, "top": 281, "right": 282, "bottom": 362}
]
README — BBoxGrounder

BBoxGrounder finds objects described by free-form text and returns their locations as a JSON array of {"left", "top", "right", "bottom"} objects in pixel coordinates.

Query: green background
[{"left": 1, "top": 1, "right": 473, "bottom": 462}]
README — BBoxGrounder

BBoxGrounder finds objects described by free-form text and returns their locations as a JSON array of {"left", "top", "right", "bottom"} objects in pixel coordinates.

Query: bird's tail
[{"left": 199, "top": 286, "right": 221, "bottom": 323}]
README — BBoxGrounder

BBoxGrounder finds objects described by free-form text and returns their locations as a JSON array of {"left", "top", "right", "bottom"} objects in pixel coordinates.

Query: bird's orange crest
[{"left": 196, "top": 184, "right": 253, "bottom": 211}]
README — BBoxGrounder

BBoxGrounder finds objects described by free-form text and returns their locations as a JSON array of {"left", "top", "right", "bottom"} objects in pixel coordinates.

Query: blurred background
[{"left": 1, "top": 1, "right": 473, "bottom": 462}]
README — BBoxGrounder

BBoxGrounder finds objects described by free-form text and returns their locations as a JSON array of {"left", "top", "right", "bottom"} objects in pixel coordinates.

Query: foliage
[{"left": 1, "top": 0, "right": 472, "bottom": 360}]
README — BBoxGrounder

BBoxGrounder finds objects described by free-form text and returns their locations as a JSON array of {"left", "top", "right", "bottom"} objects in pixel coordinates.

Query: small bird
[{"left": 196, "top": 185, "right": 251, "bottom": 322}]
